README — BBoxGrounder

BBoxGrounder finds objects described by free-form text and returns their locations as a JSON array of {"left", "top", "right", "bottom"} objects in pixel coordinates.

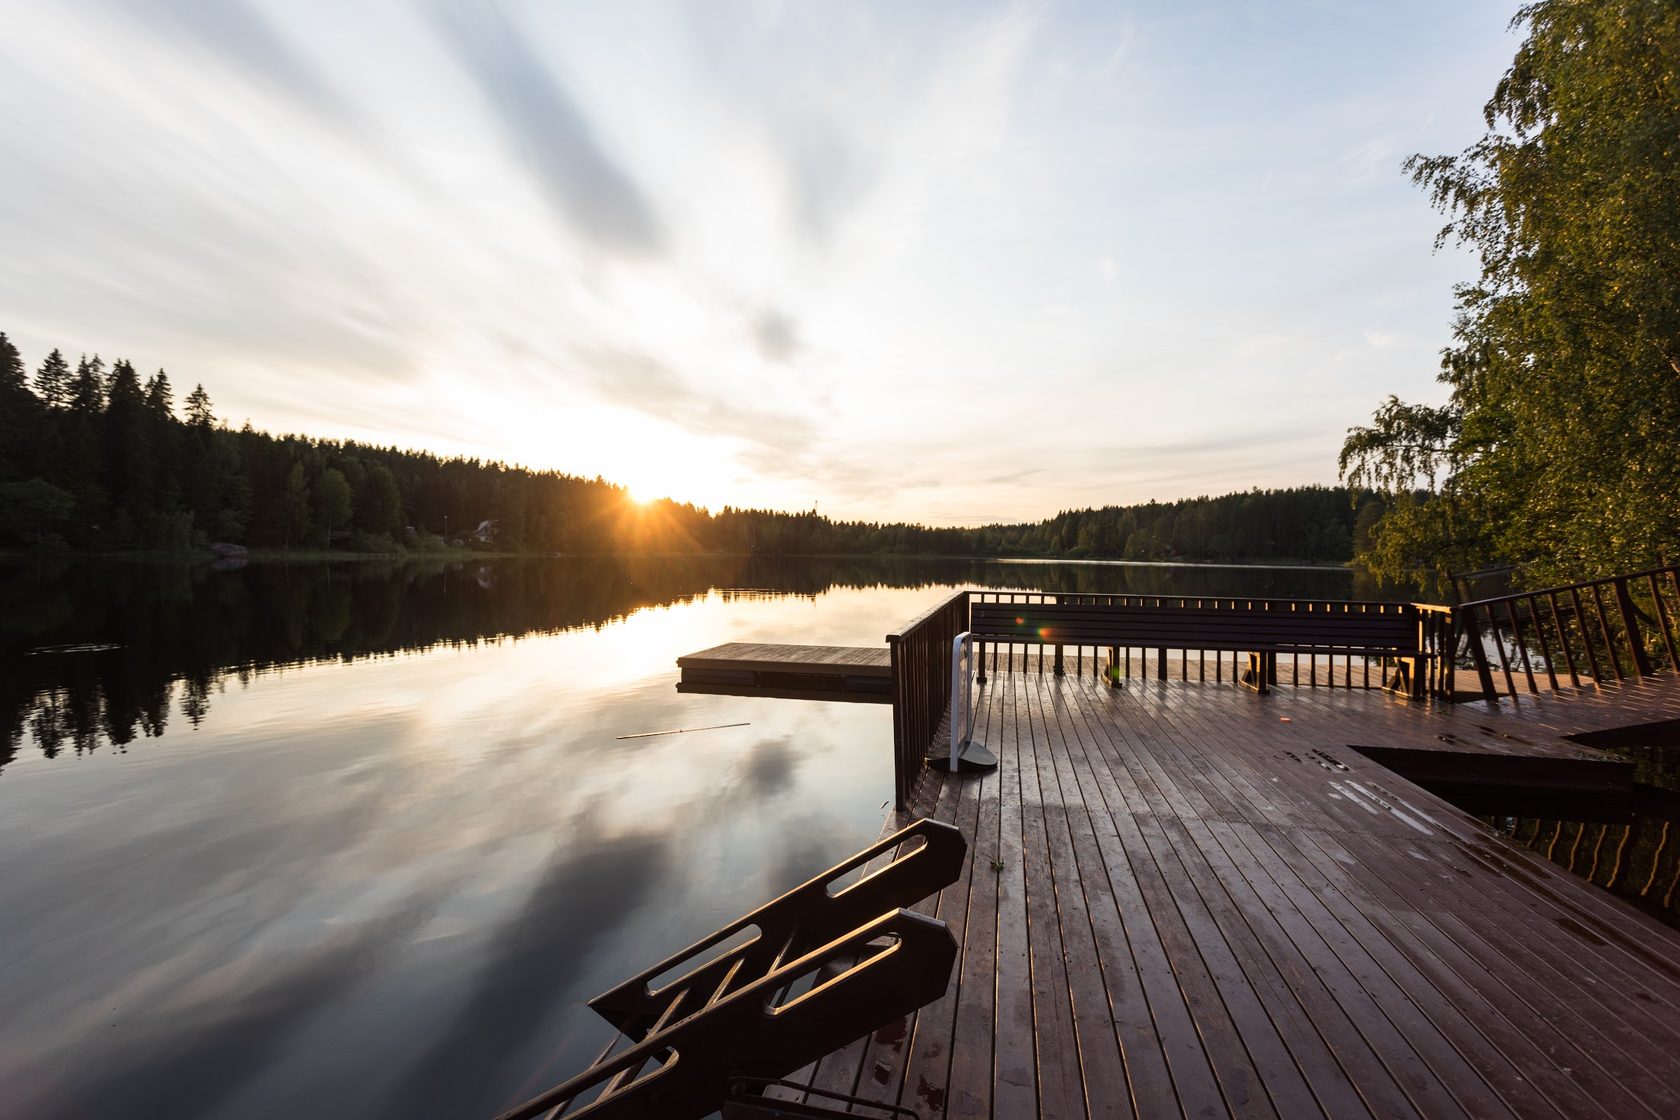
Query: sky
[{"left": 0, "top": 0, "right": 1522, "bottom": 525}]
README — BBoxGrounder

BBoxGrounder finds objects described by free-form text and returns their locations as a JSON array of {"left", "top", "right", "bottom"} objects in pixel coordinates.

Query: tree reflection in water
[{"left": 0, "top": 554, "right": 1369, "bottom": 774}]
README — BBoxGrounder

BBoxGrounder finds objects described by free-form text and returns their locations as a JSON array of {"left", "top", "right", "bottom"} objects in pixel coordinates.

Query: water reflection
[
  {"left": 0, "top": 556, "right": 1369, "bottom": 1120},
  {"left": 1469, "top": 742, "right": 1680, "bottom": 929},
  {"left": 0, "top": 555, "right": 1372, "bottom": 776}
]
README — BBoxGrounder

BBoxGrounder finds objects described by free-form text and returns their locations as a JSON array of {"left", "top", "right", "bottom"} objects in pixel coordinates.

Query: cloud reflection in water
[{"left": 0, "top": 560, "right": 904, "bottom": 1120}]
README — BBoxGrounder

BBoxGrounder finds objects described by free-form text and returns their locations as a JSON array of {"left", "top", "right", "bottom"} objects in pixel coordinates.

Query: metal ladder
[{"left": 492, "top": 818, "right": 965, "bottom": 1120}]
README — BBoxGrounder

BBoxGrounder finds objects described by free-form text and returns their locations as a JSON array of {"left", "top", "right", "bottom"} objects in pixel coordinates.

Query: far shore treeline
[{"left": 0, "top": 333, "right": 1372, "bottom": 564}]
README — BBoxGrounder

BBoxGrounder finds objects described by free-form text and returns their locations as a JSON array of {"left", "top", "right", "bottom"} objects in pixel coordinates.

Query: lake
[{"left": 5, "top": 554, "right": 1665, "bottom": 1119}]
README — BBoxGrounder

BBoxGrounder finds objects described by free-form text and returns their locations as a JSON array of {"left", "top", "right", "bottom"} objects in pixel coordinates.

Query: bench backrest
[{"left": 969, "top": 600, "right": 1419, "bottom": 654}]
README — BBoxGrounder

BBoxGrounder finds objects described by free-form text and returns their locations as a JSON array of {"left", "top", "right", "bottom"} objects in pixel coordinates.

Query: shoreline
[{"left": 0, "top": 548, "right": 1358, "bottom": 571}]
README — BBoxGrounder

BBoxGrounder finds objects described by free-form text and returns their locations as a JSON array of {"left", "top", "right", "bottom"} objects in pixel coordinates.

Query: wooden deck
[
  {"left": 783, "top": 673, "right": 1680, "bottom": 1119},
  {"left": 1471, "top": 674, "right": 1680, "bottom": 742},
  {"left": 676, "top": 642, "right": 891, "bottom": 703}
]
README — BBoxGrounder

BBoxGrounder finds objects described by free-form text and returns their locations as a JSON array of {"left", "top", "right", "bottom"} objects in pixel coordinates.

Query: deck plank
[
  {"left": 942, "top": 677, "right": 1004, "bottom": 1120},
  {"left": 990, "top": 671, "right": 1038, "bottom": 1119}
]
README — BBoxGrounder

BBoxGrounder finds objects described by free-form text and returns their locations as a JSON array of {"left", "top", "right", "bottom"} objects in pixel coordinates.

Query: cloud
[
  {"left": 426, "top": 0, "right": 665, "bottom": 256},
  {"left": 750, "top": 308, "right": 802, "bottom": 363},
  {"left": 571, "top": 343, "right": 817, "bottom": 460},
  {"left": 113, "top": 0, "right": 353, "bottom": 123},
  {"left": 29, "top": 892, "right": 444, "bottom": 1120},
  {"left": 776, "top": 111, "right": 871, "bottom": 247},
  {"left": 731, "top": 735, "right": 801, "bottom": 800},
  {"left": 1342, "top": 135, "right": 1399, "bottom": 183},
  {"left": 0, "top": 0, "right": 1501, "bottom": 525},
  {"left": 372, "top": 829, "right": 673, "bottom": 1120}
]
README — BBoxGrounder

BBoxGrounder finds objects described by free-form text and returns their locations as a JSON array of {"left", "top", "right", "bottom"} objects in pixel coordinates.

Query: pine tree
[
  {"left": 185, "top": 383, "right": 214, "bottom": 428},
  {"left": 0, "top": 332, "right": 38, "bottom": 481},
  {"left": 144, "top": 369, "right": 174, "bottom": 417},
  {"left": 101, "top": 359, "right": 153, "bottom": 528},
  {"left": 34, "top": 350, "right": 71, "bottom": 408},
  {"left": 0, "top": 332, "right": 24, "bottom": 393},
  {"left": 70, "top": 356, "right": 105, "bottom": 414},
  {"left": 106, "top": 359, "right": 143, "bottom": 407}
]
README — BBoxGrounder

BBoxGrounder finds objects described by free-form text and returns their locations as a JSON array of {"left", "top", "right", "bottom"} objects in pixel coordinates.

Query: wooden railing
[
  {"left": 886, "top": 590, "right": 969, "bottom": 810},
  {"left": 969, "top": 590, "right": 1424, "bottom": 691},
  {"left": 1417, "top": 602, "right": 1457, "bottom": 702},
  {"left": 1456, "top": 564, "right": 1680, "bottom": 698},
  {"left": 886, "top": 589, "right": 1445, "bottom": 805},
  {"left": 883, "top": 568, "right": 1678, "bottom": 797}
]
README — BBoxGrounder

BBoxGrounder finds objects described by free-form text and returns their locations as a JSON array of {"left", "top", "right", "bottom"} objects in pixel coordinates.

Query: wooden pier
[
  {"left": 620, "top": 569, "right": 1680, "bottom": 1116},
  {"left": 758, "top": 568, "right": 1680, "bottom": 1118},
  {"left": 779, "top": 670, "right": 1680, "bottom": 1119},
  {"left": 676, "top": 642, "right": 891, "bottom": 703}
]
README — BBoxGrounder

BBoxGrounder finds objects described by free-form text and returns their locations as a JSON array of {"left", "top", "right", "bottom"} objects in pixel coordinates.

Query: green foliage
[
  {"left": 0, "top": 479, "right": 75, "bottom": 549},
  {"left": 355, "top": 464, "right": 402, "bottom": 537},
  {"left": 1343, "top": 0, "right": 1680, "bottom": 584},
  {"left": 281, "top": 462, "right": 312, "bottom": 548},
  {"left": 312, "top": 467, "right": 352, "bottom": 546}
]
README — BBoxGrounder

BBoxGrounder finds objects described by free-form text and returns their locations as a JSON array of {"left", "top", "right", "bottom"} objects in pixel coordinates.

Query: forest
[{"left": 0, "top": 334, "right": 1372, "bottom": 564}]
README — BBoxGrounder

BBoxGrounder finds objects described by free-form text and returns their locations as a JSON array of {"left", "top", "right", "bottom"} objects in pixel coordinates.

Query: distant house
[{"left": 474, "top": 519, "right": 497, "bottom": 544}]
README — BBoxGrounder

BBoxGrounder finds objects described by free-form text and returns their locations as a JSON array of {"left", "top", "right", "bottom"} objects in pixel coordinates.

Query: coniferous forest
[{"left": 0, "top": 331, "right": 1371, "bottom": 563}]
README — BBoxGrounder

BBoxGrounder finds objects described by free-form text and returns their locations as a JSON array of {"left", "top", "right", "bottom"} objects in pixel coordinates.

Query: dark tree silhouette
[{"left": 0, "top": 329, "right": 1371, "bottom": 563}]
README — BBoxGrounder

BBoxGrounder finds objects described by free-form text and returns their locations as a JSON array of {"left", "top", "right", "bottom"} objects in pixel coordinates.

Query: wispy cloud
[
  {"left": 0, "top": 0, "right": 1514, "bottom": 522},
  {"left": 112, "top": 0, "right": 354, "bottom": 122},
  {"left": 425, "top": 0, "right": 665, "bottom": 256},
  {"left": 749, "top": 307, "right": 802, "bottom": 363},
  {"left": 570, "top": 343, "right": 817, "bottom": 459}
]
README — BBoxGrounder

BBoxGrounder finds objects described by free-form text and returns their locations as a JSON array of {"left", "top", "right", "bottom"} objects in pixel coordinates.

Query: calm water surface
[{"left": 1, "top": 555, "right": 1376, "bottom": 1119}]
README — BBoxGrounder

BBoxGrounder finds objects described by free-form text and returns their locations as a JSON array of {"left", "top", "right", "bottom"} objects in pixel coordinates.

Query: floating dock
[{"left": 676, "top": 642, "right": 892, "bottom": 703}]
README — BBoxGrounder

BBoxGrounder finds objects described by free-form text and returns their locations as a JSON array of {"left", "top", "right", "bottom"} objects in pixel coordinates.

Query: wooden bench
[{"left": 968, "top": 600, "right": 1427, "bottom": 695}]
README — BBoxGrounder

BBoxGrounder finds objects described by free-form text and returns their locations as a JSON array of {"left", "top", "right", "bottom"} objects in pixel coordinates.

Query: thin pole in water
[{"left": 615, "top": 722, "right": 751, "bottom": 740}]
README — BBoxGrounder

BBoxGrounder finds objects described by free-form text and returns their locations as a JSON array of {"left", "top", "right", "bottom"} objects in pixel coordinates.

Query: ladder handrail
[
  {"left": 494, "top": 908, "right": 958, "bottom": 1120},
  {"left": 588, "top": 817, "right": 964, "bottom": 1037}
]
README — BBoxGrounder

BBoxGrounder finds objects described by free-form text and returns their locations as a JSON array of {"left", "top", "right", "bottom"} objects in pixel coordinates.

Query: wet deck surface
[
  {"left": 786, "top": 673, "right": 1680, "bottom": 1119},
  {"left": 677, "top": 642, "right": 892, "bottom": 676}
]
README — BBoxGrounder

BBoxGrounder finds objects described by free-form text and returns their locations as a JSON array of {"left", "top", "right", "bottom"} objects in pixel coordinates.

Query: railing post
[
  {"left": 950, "top": 632, "right": 970, "bottom": 772},
  {"left": 888, "top": 635, "right": 907, "bottom": 811},
  {"left": 1461, "top": 604, "right": 1500, "bottom": 702},
  {"left": 1613, "top": 577, "right": 1655, "bottom": 676},
  {"left": 1444, "top": 609, "right": 1457, "bottom": 701}
]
